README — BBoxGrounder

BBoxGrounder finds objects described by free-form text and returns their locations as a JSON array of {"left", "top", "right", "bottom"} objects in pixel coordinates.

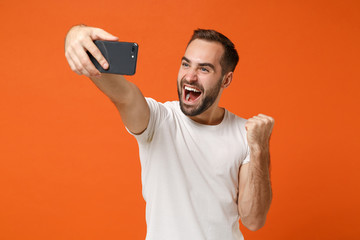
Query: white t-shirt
[{"left": 129, "top": 98, "right": 250, "bottom": 240}]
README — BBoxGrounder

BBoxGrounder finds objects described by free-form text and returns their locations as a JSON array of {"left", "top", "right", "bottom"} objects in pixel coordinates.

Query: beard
[{"left": 177, "top": 77, "right": 223, "bottom": 116}]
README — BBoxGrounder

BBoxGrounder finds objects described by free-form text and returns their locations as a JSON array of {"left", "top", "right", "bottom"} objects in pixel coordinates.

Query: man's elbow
[{"left": 242, "top": 215, "right": 267, "bottom": 231}]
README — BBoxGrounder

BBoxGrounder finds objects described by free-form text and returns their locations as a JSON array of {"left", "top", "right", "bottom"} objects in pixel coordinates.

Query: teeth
[
  {"left": 185, "top": 86, "right": 200, "bottom": 93},
  {"left": 186, "top": 93, "right": 190, "bottom": 101}
]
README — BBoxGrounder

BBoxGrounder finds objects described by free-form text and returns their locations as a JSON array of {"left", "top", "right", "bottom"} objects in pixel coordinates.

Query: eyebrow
[{"left": 181, "top": 56, "right": 216, "bottom": 72}]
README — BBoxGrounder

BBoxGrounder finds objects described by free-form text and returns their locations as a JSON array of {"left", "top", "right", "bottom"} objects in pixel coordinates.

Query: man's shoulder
[
  {"left": 145, "top": 97, "right": 179, "bottom": 111},
  {"left": 223, "top": 110, "right": 248, "bottom": 143},
  {"left": 163, "top": 99, "right": 180, "bottom": 109},
  {"left": 225, "top": 109, "right": 248, "bottom": 126}
]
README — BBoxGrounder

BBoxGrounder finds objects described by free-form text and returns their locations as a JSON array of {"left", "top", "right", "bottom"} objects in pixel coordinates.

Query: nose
[{"left": 184, "top": 68, "right": 198, "bottom": 83}]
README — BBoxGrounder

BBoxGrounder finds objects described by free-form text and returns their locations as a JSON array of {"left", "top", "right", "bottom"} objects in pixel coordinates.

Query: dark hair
[{"left": 187, "top": 29, "right": 239, "bottom": 75}]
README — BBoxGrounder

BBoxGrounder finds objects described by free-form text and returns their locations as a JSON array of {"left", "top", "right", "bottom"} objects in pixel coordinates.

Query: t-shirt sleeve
[
  {"left": 126, "top": 98, "right": 169, "bottom": 144},
  {"left": 242, "top": 146, "right": 251, "bottom": 165},
  {"left": 240, "top": 118, "right": 251, "bottom": 165}
]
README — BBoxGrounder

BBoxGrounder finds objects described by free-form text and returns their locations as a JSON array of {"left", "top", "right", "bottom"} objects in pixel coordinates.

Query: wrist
[
  {"left": 249, "top": 144, "right": 271, "bottom": 169},
  {"left": 249, "top": 143, "right": 269, "bottom": 154}
]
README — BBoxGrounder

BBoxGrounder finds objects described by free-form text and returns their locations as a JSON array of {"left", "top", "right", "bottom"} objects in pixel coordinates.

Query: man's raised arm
[
  {"left": 237, "top": 114, "right": 274, "bottom": 231},
  {"left": 64, "top": 25, "right": 149, "bottom": 134}
]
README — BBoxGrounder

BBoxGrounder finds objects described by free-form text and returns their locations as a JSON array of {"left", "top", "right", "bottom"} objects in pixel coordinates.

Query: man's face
[{"left": 177, "top": 39, "right": 225, "bottom": 116}]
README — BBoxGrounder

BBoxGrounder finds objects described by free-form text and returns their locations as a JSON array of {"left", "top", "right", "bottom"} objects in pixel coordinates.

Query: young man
[{"left": 65, "top": 25, "right": 274, "bottom": 240}]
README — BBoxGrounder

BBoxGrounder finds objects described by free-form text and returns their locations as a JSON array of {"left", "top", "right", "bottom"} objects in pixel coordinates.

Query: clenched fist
[
  {"left": 64, "top": 25, "right": 118, "bottom": 77},
  {"left": 245, "top": 114, "right": 275, "bottom": 152}
]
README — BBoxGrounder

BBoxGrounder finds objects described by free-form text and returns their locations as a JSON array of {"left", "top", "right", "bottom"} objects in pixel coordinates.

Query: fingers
[
  {"left": 91, "top": 27, "right": 119, "bottom": 41},
  {"left": 248, "top": 114, "right": 274, "bottom": 125},
  {"left": 65, "top": 42, "right": 98, "bottom": 77},
  {"left": 258, "top": 114, "right": 275, "bottom": 123},
  {"left": 245, "top": 114, "right": 275, "bottom": 132},
  {"left": 65, "top": 52, "right": 81, "bottom": 75},
  {"left": 83, "top": 39, "right": 109, "bottom": 70},
  {"left": 245, "top": 114, "right": 275, "bottom": 149},
  {"left": 88, "top": 28, "right": 119, "bottom": 69},
  {"left": 84, "top": 27, "right": 119, "bottom": 71},
  {"left": 255, "top": 114, "right": 274, "bottom": 122},
  {"left": 64, "top": 25, "right": 118, "bottom": 77},
  {"left": 70, "top": 48, "right": 93, "bottom": 76}
]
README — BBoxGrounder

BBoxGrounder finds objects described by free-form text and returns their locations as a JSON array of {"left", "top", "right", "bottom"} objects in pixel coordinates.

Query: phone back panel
[{"left": 89, "top": 40, "right": 138, "bottom": 75}]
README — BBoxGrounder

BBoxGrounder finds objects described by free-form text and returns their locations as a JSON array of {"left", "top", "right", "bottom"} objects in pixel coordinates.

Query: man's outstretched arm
[
  {"left": 64, "top": 25, "right": 149, "bottom": 134},
  {"left": 238, "top": 114, "right": 274, "bottom": 231}
]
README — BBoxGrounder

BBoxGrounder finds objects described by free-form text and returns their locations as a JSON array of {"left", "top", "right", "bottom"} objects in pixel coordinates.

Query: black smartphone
[{"left": 88, "top": 40, "right": 138, "bottom": 75}]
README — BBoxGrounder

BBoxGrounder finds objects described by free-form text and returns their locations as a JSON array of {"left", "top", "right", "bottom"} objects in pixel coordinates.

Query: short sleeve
[
  {"left": 242, "top": 146, "right": 251, "bottom": 165},
  {"left": 126, "top": 98, "right": 170, "bottom": 144},
  {"left": 240, "top": 117, "right": 251, "bottom": 165}
]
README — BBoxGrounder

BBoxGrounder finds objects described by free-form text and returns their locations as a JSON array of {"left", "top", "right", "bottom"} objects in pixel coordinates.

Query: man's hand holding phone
[
  {"left": 64, "top": 24, "right": 149, "bottom": 137},
  {"left": 64, "top": 25, "right": 119, "bottom": 77}
]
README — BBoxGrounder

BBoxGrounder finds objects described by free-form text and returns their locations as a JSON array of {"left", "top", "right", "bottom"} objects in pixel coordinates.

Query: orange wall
[{"left": 1, "top": 0, "right": 359, "bottom": 239}]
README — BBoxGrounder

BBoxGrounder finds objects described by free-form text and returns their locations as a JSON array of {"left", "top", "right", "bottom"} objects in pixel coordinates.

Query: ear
[{"left": 222, "top": 72, "right": 233, "bottom": 88}]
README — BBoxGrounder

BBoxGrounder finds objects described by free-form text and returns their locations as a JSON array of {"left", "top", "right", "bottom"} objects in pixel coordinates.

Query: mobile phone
[{"left": 88, "top": 40, "right": 138, "bottom": 75}]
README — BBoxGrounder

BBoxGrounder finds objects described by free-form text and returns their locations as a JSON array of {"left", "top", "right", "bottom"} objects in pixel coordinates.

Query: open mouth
[{"left": 184, "top": 85, "right": 202, "bottom": 103}]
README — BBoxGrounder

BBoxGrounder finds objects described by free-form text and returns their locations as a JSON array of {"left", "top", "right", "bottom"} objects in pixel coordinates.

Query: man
[{"left": 65, "top": 25, "right": 274, "bottom": 240}]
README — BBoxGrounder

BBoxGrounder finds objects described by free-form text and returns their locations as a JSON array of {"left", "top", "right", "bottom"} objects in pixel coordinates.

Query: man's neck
[{"left": 188, "top": 106, "right": 225, "bottom": 125}]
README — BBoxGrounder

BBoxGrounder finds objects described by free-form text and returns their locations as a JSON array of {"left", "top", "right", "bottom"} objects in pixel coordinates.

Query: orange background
[{"left": 1, "top": 0, "right": 359, "bottom": 239}]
